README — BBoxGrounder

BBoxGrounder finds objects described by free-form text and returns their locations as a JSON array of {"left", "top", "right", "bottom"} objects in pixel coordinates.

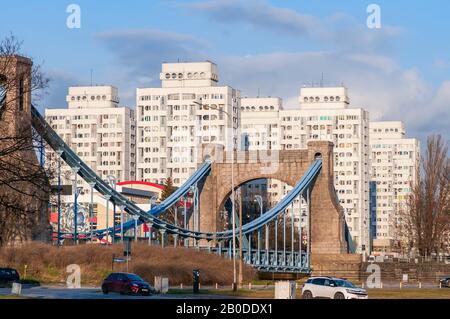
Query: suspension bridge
[{"left": 1, "top": 55, "right": 356, "bottom": 274}]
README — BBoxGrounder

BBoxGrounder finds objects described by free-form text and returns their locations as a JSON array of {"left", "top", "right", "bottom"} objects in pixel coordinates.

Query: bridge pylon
[
  {"left": 0, "top": 55, "right": 51, "bottom": 244},
  {"left": 197, "top": 141, "right": 348, "bottom": 256}
]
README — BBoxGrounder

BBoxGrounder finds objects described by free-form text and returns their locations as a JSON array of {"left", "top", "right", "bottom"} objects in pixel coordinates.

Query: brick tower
[{"left": 0, "top": 55, "right": 51, "bottom": 245}]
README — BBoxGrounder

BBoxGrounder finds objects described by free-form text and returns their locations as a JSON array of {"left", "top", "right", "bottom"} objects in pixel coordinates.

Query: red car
[{"left": 101, "top": 272, "right": 154, "bottom": 296}]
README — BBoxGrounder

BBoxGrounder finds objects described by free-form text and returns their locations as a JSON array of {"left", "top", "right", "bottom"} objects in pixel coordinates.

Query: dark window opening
[{"left": 18, "top": 77, "right": 24, "bottom": 111}]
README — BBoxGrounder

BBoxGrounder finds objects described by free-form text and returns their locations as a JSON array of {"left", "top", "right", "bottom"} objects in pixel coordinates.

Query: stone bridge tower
[
  {"left": 0, "top": 55, "right": 51, "bottom": 245},
  {"left": 197, "top": 141, "right": 348, "bottom": 255}
]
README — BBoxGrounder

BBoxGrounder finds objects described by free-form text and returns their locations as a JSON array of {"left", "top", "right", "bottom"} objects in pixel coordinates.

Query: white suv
[{"left": 302, "top": 277, "right": 368, "bottom": 299}]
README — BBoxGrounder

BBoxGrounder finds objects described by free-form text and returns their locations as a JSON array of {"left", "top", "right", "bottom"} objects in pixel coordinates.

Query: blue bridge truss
[{"left": 31, "top": 104, "right": 353, "bottom": 273}]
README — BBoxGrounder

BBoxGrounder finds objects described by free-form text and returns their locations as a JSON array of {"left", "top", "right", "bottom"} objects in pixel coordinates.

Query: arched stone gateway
[{"left": 198, "top": 141, "right": 348, "bottom": 255}]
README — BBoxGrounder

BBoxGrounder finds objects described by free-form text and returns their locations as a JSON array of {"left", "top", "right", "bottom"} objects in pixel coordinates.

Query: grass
[
  {"left": 367, "top": 288, "right": 450, "bottom": 299},
  {"left": 0, "top": 295, "right": 30, "bottom": 299},
  {"left": 168, "top": 287, "right": 450, "bottom": 299},
  {"left": 0, "top": 243, "right": 256, "bottom": 286}
]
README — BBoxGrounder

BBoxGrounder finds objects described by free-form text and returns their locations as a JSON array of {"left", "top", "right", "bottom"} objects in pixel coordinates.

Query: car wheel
[
  {"left": 334, "top": 292, "right": 345, "bottom": 299},
  {"left": 302, "top": 291, "right": 313, "bottom": 299},
  {"left": 102, "top": 287, "right": 109, "bottom": 295}
]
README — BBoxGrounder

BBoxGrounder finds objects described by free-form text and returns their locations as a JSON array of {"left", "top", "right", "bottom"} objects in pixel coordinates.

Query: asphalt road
[{"left": 0, "top": 285, "right": 239, "bottom": 299}]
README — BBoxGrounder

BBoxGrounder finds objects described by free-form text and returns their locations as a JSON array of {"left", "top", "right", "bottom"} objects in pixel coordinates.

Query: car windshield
[
  {"left": 334, "top": 279, "right": 356, "bottom": 288},
  {"left": 126, "top": 274, "right": 144, "bottom": 282}
]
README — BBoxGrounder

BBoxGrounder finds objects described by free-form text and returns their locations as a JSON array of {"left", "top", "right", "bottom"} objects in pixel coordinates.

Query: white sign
[
  {"left": 274, "top": 281, "right": 296, "bottom": 299},
  {"left": 11, "top": 283, "right": 22, "bottom": 295},
  {"left": 402, "top": 274, "right": 408, "bottom": 282},
  {"left": 154, "top": 276, "right": 169, "bottom": 294}
]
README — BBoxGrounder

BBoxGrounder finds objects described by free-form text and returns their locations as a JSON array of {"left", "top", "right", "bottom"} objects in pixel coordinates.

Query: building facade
[
  {"left": 45, "top": 85, "right": 136, "bottom": 232},
  {"left": 369, "top": 121, "right": 420, "bottom": 253},
  {"left": 241, "top": 86, "right": 371, "bottom": 253},
  {"left": 136, "top": 61, "right": 240, "bottom": 186}
]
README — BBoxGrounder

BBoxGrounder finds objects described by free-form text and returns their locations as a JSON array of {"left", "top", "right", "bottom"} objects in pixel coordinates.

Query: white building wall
[
  {"left": 137, "top": 61, "right": 240, "bottom": 187},
  {"left": 369, "top": 121, "right": 420, "bottom": 252},
  {"left": 45, "top": 85, "right": 136, "bottom": 199},
  {"left": 241, "top": 87, "right": 371, "bottom": 253}
]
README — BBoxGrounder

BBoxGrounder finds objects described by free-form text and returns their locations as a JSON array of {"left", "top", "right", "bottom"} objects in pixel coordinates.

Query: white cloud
[
  {"left": 93, "top": 4, "right": 447, "bottom": 145},
  {"left": 218, "top": 50, "right": 448, "bottom": 143},
  {"left": 96, "top": 28, "right": 207, "bottom": 78},
  {"left": 185, "top": 0, "right": 322, "bottom": 37},
  {"left": 95, "top": 28, "right": 208, "bottom": 105}
]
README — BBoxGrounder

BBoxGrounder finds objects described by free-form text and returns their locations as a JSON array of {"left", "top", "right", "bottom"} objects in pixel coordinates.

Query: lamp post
[
  {"left": 107, "top": 175, "right": 117, "bottom": 244},
  {"left": 72, "top": 167, "right": 80, "bottom": 245},
  {"left": 56, "top": 149, "right": 63, "bottom": 246},
  {"left": 88, "top": 182, "right": 96, "bottom": 243},
  {"left": 133, "top": 215, "right": 139, "bottom": 242},
  {"left": 254, "top": 195, "right": 263, "bottom": 263},
  {"left": 183, "top": 194, "right": 187, "bottom": 247},
  {"left": 193, "top": 99, "right": 237, "bottom": 291},
  {"left": 148, "top": 196, "right": 157, "bottom": 245},
  {"left": 119, "top": 205, "right": 125, "bottom": 243},
  {"left": 104, "top": 194, "right": 111, "bottom": 244}
]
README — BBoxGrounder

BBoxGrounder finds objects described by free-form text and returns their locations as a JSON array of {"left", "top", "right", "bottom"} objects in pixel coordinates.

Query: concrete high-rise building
[
  {"left": 241, "top": 97, "right": 282, "bottom": 151},
  {"left": 241, "top": 86, "right": 371, "bottom": 253},
  {"left": 45, "top": 85, "right": 136, "bottom": 231},
  {"left": 136, "top": 61, "right": 240, "bottom": 186},
  {"left": 369, "top": 121, "right": 420, "bottom": 253}
]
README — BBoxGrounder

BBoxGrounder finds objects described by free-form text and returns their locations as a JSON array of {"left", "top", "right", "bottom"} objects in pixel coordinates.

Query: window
[
  {"left": 312, "top": 278, "right": 325, "bottom": 286},
  {"left": 18, "top": 77, "right": 24, "bottom": 111}
]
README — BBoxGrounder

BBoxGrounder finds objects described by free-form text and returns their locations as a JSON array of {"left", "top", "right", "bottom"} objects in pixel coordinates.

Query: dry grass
[
  {"left": 191, "top": 288, "right": 450, "bottom": 299},
  {"left": 367, "top": 288, "right": 450, "bottom": 299},
  {"left": 0, "top": 243, "right": 256, "bottom": 286}
]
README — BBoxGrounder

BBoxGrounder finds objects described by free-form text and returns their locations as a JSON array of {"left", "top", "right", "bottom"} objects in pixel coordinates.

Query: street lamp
[
  {"left": 133, "top": 215, "right": 140, "bottom": 242},
  {"left": 56, "top": 149, "right": 63, "bottom": 246},
  {"left": 88, "top": 182, "right": 96, "bottom": 243},
  {"left": 148, "top": 196, "right": 157, "bottom": 245},
  {"left": 119, "top": 204, "right": 125, "bottom": 243},
  {"left": 254, "top": 195, "right": 264, "bottom": 260},
  {"left": 194, "top": 98, "right": 237, "bottom": 291},
  {"left": 149, "top": 195, "right": 157, "bottom": 210},
  {"left": 107, "top": 175, "right": 117, "bottom": 244},
  {"left": 72, "top": 167, "right": 80, "bottom": 245},
  {"left": 183, "top": 194, "right": 188, "bottom": 247}
]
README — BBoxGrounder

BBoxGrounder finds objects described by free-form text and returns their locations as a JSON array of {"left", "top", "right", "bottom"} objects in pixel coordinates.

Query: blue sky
[{"left": 1, "top": 0, "right": 449, "bottom": 145}]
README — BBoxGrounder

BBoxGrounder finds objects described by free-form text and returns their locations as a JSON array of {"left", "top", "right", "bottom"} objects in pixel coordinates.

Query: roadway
[{"left": 0, "top": 285, "right": 240, "bottom": 299}]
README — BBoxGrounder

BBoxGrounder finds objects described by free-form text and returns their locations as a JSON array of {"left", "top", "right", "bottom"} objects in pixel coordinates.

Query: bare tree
[
  {"left": 404, "top": 135, "right": 450, "bottom": 256},
  {"left": 0, "top": 34, "right": 53, "bottom": 246}
]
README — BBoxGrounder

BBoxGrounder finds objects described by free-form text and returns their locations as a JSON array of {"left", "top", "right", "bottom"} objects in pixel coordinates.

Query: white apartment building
[
  {"left": 45, "top": 85, "right": 136, "bottom": 230},
  {"left": 240, "top": 97, "right": 282, "bottom": 151},
  {"left": 369, "top": 121, "right": 420, "bottom": 253},
  {"left": 136, "top": 61, "right": 240, "bottom": 186},
  {"left": 241, "top": 86, "right": 371, "bottom": 253},
  {"left": 240, "top": 97, "right": 285, "bottom": 210}
]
